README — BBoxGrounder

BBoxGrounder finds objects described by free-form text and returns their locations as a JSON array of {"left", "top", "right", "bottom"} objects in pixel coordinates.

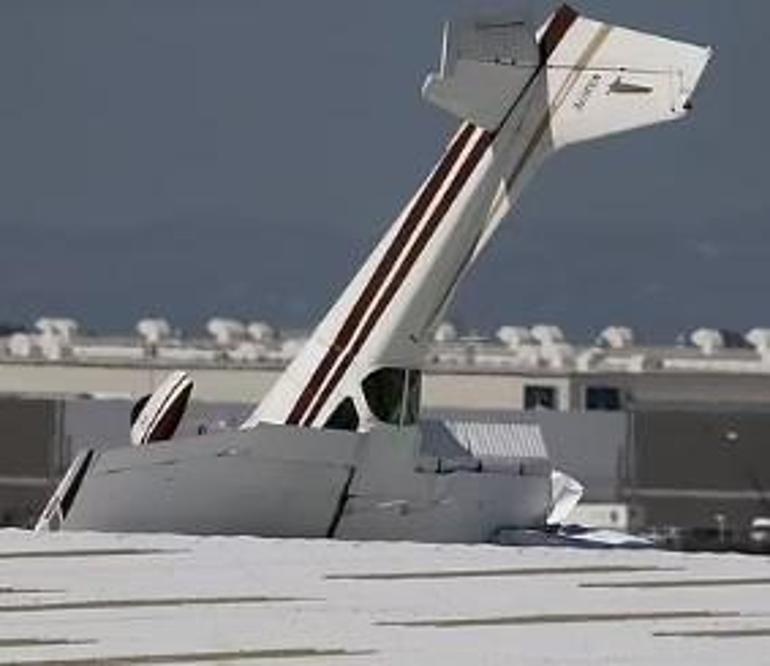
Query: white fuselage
[
  {"left": 40, "top": 6, "right": 711, "bottom": 543},
  {"left": 247, "top": 79, "right": 552, "bottom": 430},
  {"left": 247, "top": 8, "right": 710, "bottom": 432}
]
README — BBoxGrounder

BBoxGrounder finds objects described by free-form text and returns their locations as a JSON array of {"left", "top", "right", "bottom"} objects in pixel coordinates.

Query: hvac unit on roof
[
  {"left": 540, "top": 343, "right": 575, "bottom": 370},
  {"left": 247, "top": 321, "right": 276, "bottom": 343},
  {"left": 35, "top": 318, "right": 79, "bottom": 344},
  {"left": 746, "top": 328, "right": 770, "bottom": 354},
  {"left": 496, "top": 326, "right": 533, "bottom": 348},
  {"left": 207, "top": 318, "right": 247, "bottom": 347},
  {"left": 690, "top": 328, "right": 724, "bottom": 355},
  {"left": 136, "top": 318, "right": 171, "bottom": 346},
  {"left": 434, "top": 321, "right": 458, "bottom": 343},
  {"left": 576, "top": 348, "right": 604, "bottom": 372},
  {"left": 598, "top": 326, "right": 634, "bottom": 349},
  {"left": 7, "top": 333, "right": 36, "bottom": 358},
  {"left": 39, "top": 333, "right": 70, "bottom": 361},
  {"left": 530, "top": 325, "right": 565, "bottom": 347}
]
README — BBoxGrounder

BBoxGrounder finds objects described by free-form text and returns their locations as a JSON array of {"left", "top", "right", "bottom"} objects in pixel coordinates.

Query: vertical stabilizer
[{"left": 243, "top": 5, "right": 711, "bottom": 432}]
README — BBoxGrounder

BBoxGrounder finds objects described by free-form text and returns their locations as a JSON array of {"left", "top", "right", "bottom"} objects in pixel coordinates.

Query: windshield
[{"left": 362, "top": 367, "right": 421, "bottom": 426}]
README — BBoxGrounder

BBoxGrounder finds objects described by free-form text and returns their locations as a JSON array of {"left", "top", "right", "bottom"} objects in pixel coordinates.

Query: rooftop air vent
[
  {"left": 207, "top": 318, "right": 246, "bottom": 347},
  {"left": 530, "top": 325, "right": 565, "bottom": 347},
  {"left": 434, "top": 321, "right": 458, "bottom": 343},
  {"left": 247, "top": 321, "right": 276, "bottom": 343},
  {"left": 746, "top": 328, "right": 770, "bottom": 354},
  {"left": 7, "top": 333, "right": 36, "bottom": 358},
  {"left": 35, "top": 318, "right": 79, "bottom": 343},
  {"left": 690, "top": 328, "right": 724, "bottom": 355},
  {"left": 496, "top": 325, "right": 533, "bottom": 348},
  {"left": 137, "top": 318, "right": 171, "bottom": 346},
  {"left": 598, "top": 326, "right": 634, "bottom": 349}
]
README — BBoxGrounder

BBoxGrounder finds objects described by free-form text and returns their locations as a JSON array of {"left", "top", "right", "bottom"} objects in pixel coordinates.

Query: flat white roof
[{"left": 1, "top": 529, "right": 769, "bottom": 664}]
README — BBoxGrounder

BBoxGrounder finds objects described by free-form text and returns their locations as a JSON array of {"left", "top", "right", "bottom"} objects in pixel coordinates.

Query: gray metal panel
[
  {"left": 0, "top": 397, "right": 57, "bottom": 477},
  {"left": 56, "top": 414, "right": 552, "bottom": 542},
  {"left": 426, "top": 409, "right": 628, "bottom": 503},
  {"left": 0, "top": 396, "right": 65, "bottom": 527},
  {"left": 64, "top": 424, "right": 361, "bottom": 536},
  {"left": 631, "top": 410, "right": 770, "bottom": 491},
  {"left": 0, "top": 484, "right": 53, "bottom": 527},
  {"left": 176, "top": 401, "right": 251, "bottom": 437},
  {"left": 419, "top": 421, "right": 476, "bottom": 460},
  {"left": 629, "top": 409, "right": 770, "bottom": 531},
  {"left": 534, "top": 412, "right": 627, "bottom": 503},
  {"left": 63, "top": 399, "right": 132, "bottom": 456},
  {"left": 339, "top": 473, "right": 549, "bottom": 543},
  {"left": 449, "top": 16, "right": 538, "bottom": 65},
  {"left": 338, "top": 425, "right": 550, "bottom": 542},
  {"left": 444, "top": 421, "right": 547, "bottom": 460},
  {"left": 62, "top": 398, "right": 253, "bottom": 457}
]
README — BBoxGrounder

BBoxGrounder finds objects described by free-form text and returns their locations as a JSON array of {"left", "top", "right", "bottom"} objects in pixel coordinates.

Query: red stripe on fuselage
[
  {"left": 302, "top": 129, "right": 495, "bottom": 426},
  {"left": 287, "top": 5, "right": 580, "bottom": 427},
  {"left": 284, "top": 123, "right": 476, "bottom": 425}
]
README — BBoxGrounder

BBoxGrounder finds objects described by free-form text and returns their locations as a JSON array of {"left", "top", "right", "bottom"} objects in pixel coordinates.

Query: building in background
[{"left": 2, "top": 317, "right": 770, "bottom": 547}]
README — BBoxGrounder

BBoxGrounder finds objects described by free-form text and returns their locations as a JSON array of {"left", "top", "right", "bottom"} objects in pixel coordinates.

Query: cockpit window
[
  {"left": 323, "top": 397, "right": 360, "bottom": 431},
  {"left": 362, "top": 367, "right": 421, "bottom": 426},
  {"left": 362, "top": 368, "right": 404, "bottom": 425},
  {"left": 404, "top": 369, "right": 421, "bottom": 425}
]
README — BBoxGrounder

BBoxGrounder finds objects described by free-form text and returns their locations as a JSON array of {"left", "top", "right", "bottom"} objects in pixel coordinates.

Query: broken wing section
[
  {"left": 35, "top": 449, "right": 95, "bottom": 532},
  {"left": 423, "top": 16, "right": 539, "bottom": 130},
  {"left": 545, "top": 15, "right": 712, "bottom": 147}
]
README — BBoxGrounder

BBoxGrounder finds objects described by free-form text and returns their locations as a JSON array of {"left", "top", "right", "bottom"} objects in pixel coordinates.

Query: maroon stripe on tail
[
  {"left": 302, "top": 130, "right": 495, "bottom": 426},
  {"left": 284, "top": 123, "right": 476, "bottom": 425},
  {"left": 539, "top": 4, "right": 579, "bottom": 62},
  {"left": 299, "top": 8, "right": 580, "bottom": 425}
]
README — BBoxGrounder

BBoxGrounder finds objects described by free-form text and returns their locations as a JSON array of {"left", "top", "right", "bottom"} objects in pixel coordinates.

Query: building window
[
  {"left": 324, "top": 397, "right": 360, "bottom": 431},
  {"left": 362, "top": 367, "right": 421, "bottom": 426},
  {"left": 585, "top": 386, "right": 622, "bottom": 411},
  {"left": 524, "top": 385, "right": 557, "bottom": 410}
]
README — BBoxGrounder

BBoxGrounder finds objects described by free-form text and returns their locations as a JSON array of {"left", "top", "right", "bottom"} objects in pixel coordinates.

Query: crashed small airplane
[{"left": 37, "top": 5, "right": 710, "bottom": 542}]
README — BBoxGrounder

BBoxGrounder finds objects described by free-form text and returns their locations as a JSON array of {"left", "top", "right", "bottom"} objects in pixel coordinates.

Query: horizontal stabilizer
[
  {"left": 423, "top": 16, "right": 539, "bottom": 130},
  {"left": 546, "top": 14, "right": 712, "bottom": 147}
]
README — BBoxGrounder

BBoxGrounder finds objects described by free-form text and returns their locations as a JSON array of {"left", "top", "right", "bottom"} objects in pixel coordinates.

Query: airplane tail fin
[
  {"left": 543, "top": 8, "right": 712, "bottom": 148},
  {"left": 423, "top": 5, "right": 711, "bottom": 143}
]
